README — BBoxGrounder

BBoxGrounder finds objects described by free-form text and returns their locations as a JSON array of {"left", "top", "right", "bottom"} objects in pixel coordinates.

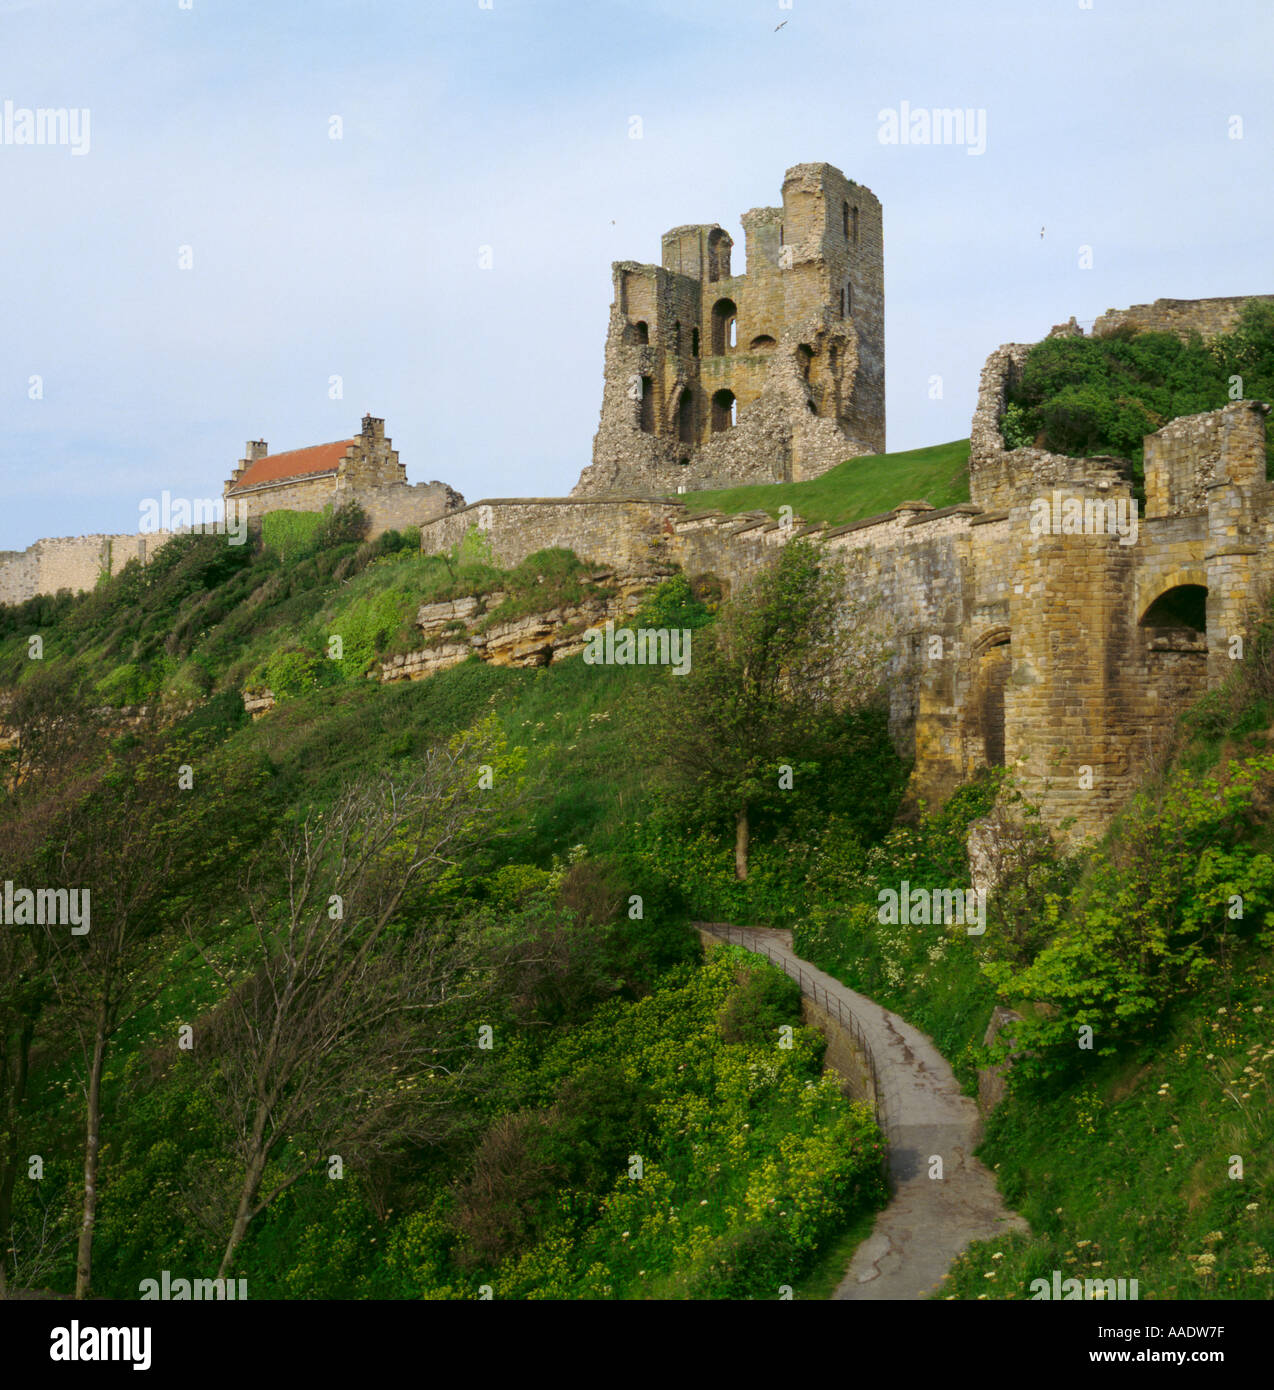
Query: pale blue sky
[{"left": 1, "top": 0, "right": 1270, "bottom": 550}]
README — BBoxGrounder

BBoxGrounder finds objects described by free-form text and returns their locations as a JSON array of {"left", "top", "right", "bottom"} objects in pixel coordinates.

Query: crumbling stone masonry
[
  {"left": 573, "top": 163, "right": 884, "bottom": 498},
  {"left": 423, "top": 294, "right": 1273, "bottom": 844}
]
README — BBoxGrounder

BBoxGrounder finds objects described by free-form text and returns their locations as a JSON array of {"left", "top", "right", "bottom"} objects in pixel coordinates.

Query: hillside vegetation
[
  {"left": 1001, "top": 299, "right": 1274, "bottom": 478},
  {"left": 4, "top": 443, "right": 1274, "bottom": 1302},
  {"left": 677, "top": 438, "right": 971, "bottom": 525},
  {"left": 0, "top": 520, "right": 893, "bottom": 1300}
]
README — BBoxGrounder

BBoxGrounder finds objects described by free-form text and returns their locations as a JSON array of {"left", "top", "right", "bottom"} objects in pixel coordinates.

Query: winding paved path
[{"left": 698, "top": 924, "right": 1028, "bottom": 1300}]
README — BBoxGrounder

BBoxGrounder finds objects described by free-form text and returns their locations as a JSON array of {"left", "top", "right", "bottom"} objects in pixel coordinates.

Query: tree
[
  {"left": 649, "top": 542, "right": 885, "bottom": 879},
  {"left": 0, "top": 669, "right": 101, "bottom": 1298},
  {"left": 198, "top": 718, "right": 523, "bottom": 1279},
  {"left": 39, "top": 723, "right": 267, "bottom": 1299}
]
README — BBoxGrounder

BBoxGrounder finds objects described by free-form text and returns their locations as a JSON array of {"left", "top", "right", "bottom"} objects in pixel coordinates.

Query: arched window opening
[
  {"left": 672, "top": 320, "right": 681, "bottom": 353},
  {"left": 829, "top": 345, "right": 838, "bottom": 373},
  {"left": 750, "top": 334, "right": 777, "bottom": 351},
  {"left": 851, "top": 206, "right": 859, "bottom": 244},
  {"left": 1141, "top": 584, "right": 1208, "bottom": 651},
  {"left": 842, "top": 201, "right": 850, "bottom": 240},
  {"left": 711, "top": 298, "right": 738, "bottom": 356},
  {"left": 677, "top": 388, "right": 695, "bottom": 445},
  {"left": 691, "top": 327, "right": 700, "bottom": 358},
  {"left": 707, "top": 228, "right": 730, "bottom": 283},
  {"left": 711, "top": 388, "right": 736, "bottom": 433},
  {"left": 846, "top": 282, "right": 853, "bottom": 315},
  {"left": 839, "top": 288, "right": 845, "bottom": 316},
  {"left": 633, "top": 320, "right": 649, "bottom": 345},
  {"left": 638, "top": 375, "right": 655, "bottom": 433}
]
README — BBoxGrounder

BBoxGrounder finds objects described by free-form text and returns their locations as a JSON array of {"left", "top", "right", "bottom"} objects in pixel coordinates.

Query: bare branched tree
[{"left": 198, "top": 721, "right": 520, "bottom": 1279}]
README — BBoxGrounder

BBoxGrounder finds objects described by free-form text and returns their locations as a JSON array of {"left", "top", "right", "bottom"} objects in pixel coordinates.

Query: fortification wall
[
  {"left": 346, "top": 481, "right": 465, "bottom": 536},
  {"left": 1092, "top": 295, "right": 1274, "bottom": 340},
  {"left": 419, "top": 498, "right": 677, "bottom": 572},
  {"left": 0, "top": 531, "right": 157, "bottom": 606},
  {"left": 228, "top": 475, "right": 338, "bottom": 521},
  {"left": 1144, "top": 410, "right": 1224, "bottom": 518}
]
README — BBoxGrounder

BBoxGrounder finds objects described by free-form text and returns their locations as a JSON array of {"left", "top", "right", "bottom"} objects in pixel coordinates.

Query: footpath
[{"left": 698, "top": 923, "right": 1028, "bottom": 1300}]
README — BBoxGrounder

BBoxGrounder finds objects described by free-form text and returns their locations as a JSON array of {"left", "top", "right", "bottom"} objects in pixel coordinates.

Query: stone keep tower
[{"left": 572, "top": 163, "right": 884, "bottom": 497}]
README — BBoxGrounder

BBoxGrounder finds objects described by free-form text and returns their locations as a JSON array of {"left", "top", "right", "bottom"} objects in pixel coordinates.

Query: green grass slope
[{"left": 676, "top": 438, "right": 970, "bottom": 526}]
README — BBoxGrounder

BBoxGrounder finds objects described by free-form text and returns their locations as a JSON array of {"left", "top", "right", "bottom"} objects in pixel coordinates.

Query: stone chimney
[
  {"left": 362, "top": 415, "right": 385, "bottom": 441},
  {"left": 227, "top": 439, "right": 269, "bottom": 491}
]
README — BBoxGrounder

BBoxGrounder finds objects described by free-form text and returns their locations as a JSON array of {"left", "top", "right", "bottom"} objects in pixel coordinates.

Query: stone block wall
[
  {"left": 1145, "top": 411, "right": 1224, "bottom": 518},
  {"left": 1092, "top": 296, "right": 1274, "bottom": 340},
  {"left": 575, "top": 162, "right": 884, "bottom": 499},
  {"left": 418, "top": 498, "right": 680, "bottom": 573},
  {"left": 0, "top": 532, "right": 159, "bottom": 606}
]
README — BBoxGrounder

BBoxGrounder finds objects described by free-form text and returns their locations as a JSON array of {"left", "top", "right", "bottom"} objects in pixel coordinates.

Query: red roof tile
[{"left": 230, "top": 439, "right": 356, "bottom": 492}]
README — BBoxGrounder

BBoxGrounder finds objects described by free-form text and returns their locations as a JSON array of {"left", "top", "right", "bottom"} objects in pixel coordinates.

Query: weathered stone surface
[
  {"left": 573, "top": 162, "right": 884, "bottom": 498},
  {"left": 377, "top": 571, "right": 668, "bottom": 683},
  {"left": 243, "top": 689, "right": 276, "bottom": 718},
  {"left": 1091, "top": 295, "right": 1274, "bottom": 340},
  {"left": 978, "top": 1005, "right": 1025, "bottom": 1117}
]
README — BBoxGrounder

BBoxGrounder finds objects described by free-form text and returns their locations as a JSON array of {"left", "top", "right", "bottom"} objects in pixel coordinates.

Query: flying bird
[
  {"left": 775, "top": 20, "right": 788, "bottom": 31},
  {"left": 1040, "top": 226, "right": 1046, "bottom": 238}
]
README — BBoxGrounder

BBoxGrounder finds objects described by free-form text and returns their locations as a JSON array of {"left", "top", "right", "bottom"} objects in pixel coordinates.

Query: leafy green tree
[
  {"left": 647, "top": 541, "right": 885, "bottom": 880},
  {"left": 984, "top": 755, "right": 1274, "bottom": 1077}
]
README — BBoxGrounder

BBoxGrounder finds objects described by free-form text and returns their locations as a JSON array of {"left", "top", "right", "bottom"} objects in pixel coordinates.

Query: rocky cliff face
[
  {"left": 377, "top": 568, "right": 671, "bottom": 682},
  {"left": 242, "top": 565, "right": 674, "bottom": 716}
]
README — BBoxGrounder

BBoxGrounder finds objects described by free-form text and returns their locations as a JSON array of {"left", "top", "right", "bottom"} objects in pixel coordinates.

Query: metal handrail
[{"left": 697, "top": 922, "right": 889, "bottom": 1137}]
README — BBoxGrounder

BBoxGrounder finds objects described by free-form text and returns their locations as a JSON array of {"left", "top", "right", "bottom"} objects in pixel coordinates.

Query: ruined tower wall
[{"left": 575, "top": 163, "right": 885, "bottom": 499}]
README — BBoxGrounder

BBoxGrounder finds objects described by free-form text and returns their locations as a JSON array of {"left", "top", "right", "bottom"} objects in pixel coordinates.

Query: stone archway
[{"left": 967, "top": 628, "right": 1011, "bottom": 771}]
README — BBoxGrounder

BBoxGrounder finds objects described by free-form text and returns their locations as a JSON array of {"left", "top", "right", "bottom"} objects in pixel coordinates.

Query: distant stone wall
[
  {"left": 1092, "top": 295, "right": 1274, "bottom": 340},
  {"left": 3, "top": 480, "right": 465, "bottom": 606},
  {"left": 227, "top": 474, "right": 338, "bottom": 520},
  {"left": 349, "top": 481, "right": 466, "bottom": 537},
  {"left": 0, "top": 532, "right": 159, "bottom": 606}
]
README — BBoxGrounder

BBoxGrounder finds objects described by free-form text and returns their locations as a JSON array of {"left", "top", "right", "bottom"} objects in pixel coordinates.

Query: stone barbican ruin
[{"left": 3, "top": 158, "right": 1273, "bottom": 845}]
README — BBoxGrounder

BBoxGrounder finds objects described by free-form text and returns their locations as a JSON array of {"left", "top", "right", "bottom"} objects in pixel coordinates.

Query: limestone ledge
[{"left": 378, "top": 569, "right": 667, "bottom": 681}]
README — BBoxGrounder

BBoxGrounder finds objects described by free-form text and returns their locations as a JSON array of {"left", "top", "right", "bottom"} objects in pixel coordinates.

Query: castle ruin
[
  {"left": 4, "top": 159, "right": 1272, "bottom": 847},
  {"left": 420, "top": 290, "right": 1274, "bottom": 845},
  {"left": 573, "top": 163, "right": 884, "bottom": 497}
]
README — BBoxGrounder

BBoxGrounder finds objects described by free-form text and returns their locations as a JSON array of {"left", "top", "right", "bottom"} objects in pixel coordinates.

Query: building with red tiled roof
[
  {"left": 224, "top": 414, "right": 408, "bottom": 512},
  {"left": 221, "top": 413, "right": 465, "bottom": 538}
]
